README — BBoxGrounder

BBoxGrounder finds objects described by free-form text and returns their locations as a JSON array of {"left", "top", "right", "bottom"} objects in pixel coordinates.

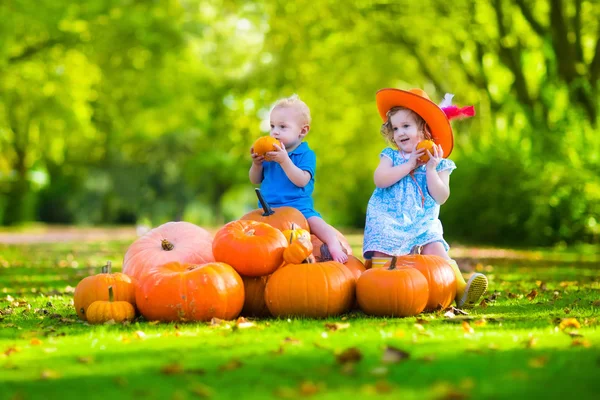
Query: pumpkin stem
[
  {"left": 106, "top": 261, "right": 112, "bottom": 274},
  {"left": 289, "top": 232, "right": 294, "bottom": 244},
  {"left": 108, "top": 286, "right": 114, "bottom": 303},
  {"left": 255, "top": 188, "right": 275, "bottom": 217},
  {"left": 387, "top": 256, "right": 398, "bottom": 270},
  {"left": 161, "top": 239, "right": 175, "bottom": 251}
]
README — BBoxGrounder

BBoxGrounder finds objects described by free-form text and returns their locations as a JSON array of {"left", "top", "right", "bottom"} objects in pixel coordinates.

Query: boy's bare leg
[{"left": 307, "top": 216, "right": 348, "bottom": 263}]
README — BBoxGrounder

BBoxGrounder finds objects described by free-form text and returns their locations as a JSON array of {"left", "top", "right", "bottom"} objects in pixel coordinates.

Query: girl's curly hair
[{"left": 381, "top": 106, "right": 432, "bottom": 146}]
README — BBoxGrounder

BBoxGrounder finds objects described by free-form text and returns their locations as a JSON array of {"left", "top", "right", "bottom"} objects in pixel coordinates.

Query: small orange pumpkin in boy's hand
[
  {"left": 416, "top": 140, "right": 436, "bottom": 163},
  {"left": 252, "top": 136, "right": 281, "bottom": 160}
]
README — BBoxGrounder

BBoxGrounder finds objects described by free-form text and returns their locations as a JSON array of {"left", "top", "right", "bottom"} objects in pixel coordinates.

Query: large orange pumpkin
[
  {"left": 265, "top": 259, "right": 355, "bottom": 318},
  {"left": 356, "top": 257, "right": 429, "bottom": 317},
  {"left": 241, "top": 275, "right": 271, "bottom": 317},
  {"left": 395, "top": 255, "right": 457, "bottom": 311},
  {"left": 122, "top": 221, "right": 214, "bottom": 281},
  {"left": 240, "top": 189, "right": 309, "bottom": 231},
  {"left": 213, "top": 220, "right": 288, "bottom": 277},
  {"left": 136, "top": 262, "right": 244, "bottom": 322},
  {"left": 73, "top": 262, "right": 137, "bottom": 321}
]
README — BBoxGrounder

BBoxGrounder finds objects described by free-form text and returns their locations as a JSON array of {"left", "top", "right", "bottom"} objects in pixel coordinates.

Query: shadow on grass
[{"left": 2, "top": 338, "right": 600, "bottom": 400}]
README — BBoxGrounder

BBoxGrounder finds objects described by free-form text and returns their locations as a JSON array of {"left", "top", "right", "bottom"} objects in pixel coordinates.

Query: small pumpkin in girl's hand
[
  {"left": 252, "top": 136, "right": 281, "bottom": 160},
  {"left": 416, "top": 140, "right": 436, "bottom": 163},
  {"left": 86, "top": 286, "right": 135, "bottom": 324}
]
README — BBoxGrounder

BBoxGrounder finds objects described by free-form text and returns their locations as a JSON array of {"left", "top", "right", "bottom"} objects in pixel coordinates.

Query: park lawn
[{"left": 1, "top": 237, "right": 599, "bottom": 400}]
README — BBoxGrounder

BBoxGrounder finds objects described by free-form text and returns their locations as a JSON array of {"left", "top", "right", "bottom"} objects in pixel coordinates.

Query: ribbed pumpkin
[
  {"left": 241, "top": 275, "right": 271, "bottom": 317},
  {"left": 73, "top": 262, "right": 137, "bottom": 321},
  {"left": 240, "top": 188, "right": 309, "bottom": 232},
  {"left": 283, "top": 232, "right": 313, "bottom": 264},
  {"left": 213, "top": 219, "right": 288, "bottom": 277},
  {"left": 265, "top": 259, "right": 355, "bottom": 318},
  {"left": 395, "top": 255, "right": 457, "bottom": 311},
  {"left": 136, "top": 262, "right": 244, "bottom": 322},
  {"left": 281, "top": 224, "right": 311, "bottom": 243},
  {"left": 252, "top": 136, "right": 281, "bottom": 159},
  {"left": 356, "top": 257, "right": 429, "bottom": 317},
  {"left": 87, "top": 286, "right": 136, "bottom": 324},
  {"left": 122, "top": 221, "right": 214, "bottom": 281}
]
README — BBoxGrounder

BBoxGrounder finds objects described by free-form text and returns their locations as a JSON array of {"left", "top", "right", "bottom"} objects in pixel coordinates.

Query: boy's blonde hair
[
  {"left": 272, "top": 94, "right": 311, "bottom": 125},
  {"left": 381, "top": 106, "right": 432, "bottom": 145}
]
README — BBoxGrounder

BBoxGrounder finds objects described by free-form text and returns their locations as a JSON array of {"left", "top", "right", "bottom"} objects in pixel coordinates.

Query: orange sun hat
[{"left": 376, "top": 88, "right": 454, "bottom": 158}]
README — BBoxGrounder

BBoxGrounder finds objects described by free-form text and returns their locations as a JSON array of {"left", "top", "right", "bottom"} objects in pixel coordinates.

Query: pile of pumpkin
[{"left": 73, "top": 189, "right": 457, "bottom": 324}]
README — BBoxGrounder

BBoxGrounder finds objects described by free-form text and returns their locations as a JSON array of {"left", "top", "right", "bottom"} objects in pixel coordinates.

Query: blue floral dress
[{"left": 363, "top": 147, "right": 456, "bottom": 259}]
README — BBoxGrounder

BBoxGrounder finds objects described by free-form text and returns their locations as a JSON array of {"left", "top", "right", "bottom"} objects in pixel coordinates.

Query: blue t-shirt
[{"left": 259, "top": 142, "right": 318, "bottom": 216}]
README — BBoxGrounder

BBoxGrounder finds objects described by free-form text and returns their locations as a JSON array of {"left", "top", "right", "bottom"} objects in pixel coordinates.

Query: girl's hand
[
  {"left": 250, "top": 147, "right": 265, "bottom": 166},
  {"left": 408, "top": 143, "right": 426, "bottom": 169},
  {"left": 265, "top": 142, "right": 289, "bottom": 164},
  {"left": 426, "top": 144, "right": 443, "bottom": 170}
]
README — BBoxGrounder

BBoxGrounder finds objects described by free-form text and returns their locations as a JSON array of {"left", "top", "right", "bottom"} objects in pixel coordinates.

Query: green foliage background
[{"left": 1, "top": 0, "right": 600, "bottom": 247}]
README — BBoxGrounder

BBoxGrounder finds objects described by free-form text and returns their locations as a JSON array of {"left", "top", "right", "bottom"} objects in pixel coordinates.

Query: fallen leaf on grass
[
  {"left": 559, "top": 318, "right": 580, "bottom": 331},
  {"left": 3, "top": 346, "right": 21, "bottom": 357},
  {"left": 77, "top": 356, "right": 94, "bottom": 364},
  {"left": 381, "top": 345, "right": 410, "bottom": 364},
  {"left": 190, "top": 383, "right": 213, "bottom": 398},
  {"left": 161, "top": 363, "right": 184, "bottom": 375},
  {"left": 324, "top": 322, "right": 350, "bottom": 331},
  {"left": 40, "top": 369, "right": 61, "bottom": 379},
  {"left": 462, "top": 321, "right": 474, "bottom": 334},
  {"left": 134, "top": 330, "right": 147, "bottom": 340},
  {"left": 29, "top": 338, "right": 42, "bottom": 346},
  {"left": 234, "top": 317, "right": 255, "bottom": 329},
  {"left": 528, "top": 356, "right": 549, "bottom": 368},
  {"left": 474, "top": 319, "right": 487, "bottom": 327},
  {"left": 524, "top": 337, "right": 537, "bottom": 348},
  {"left": 219, "top": 359, "right": 243, "bottom": 372},
  {"left": 526, "top": 289, "right": 538, "bottom": 301},
  {"left": 283, "top": 337, "right": 301, "bottom": 345},
  {"left": 335, "top": 347, "right": 362, "bottom": 365},
  {"left": 592, "top": 300, "right": 600, "bottom": 307},
  {"left": 299, "top": 381, "right": 320, "bottom": 396},
  {"left": 571, "top": 339, "right": 591, "bottom": 348}
]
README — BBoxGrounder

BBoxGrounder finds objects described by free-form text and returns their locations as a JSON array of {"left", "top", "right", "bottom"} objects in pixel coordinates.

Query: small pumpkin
[
  {"left": 241, "top": 275, "right": 271, "bottom": 317},
  {"left": 73, "top": 262, "right": 137, "bottom": 321},
  {"left": 86, "top": 286, "right": 136, "bottom": 324},
  {"left": 213, "top": 219, "right": 288, "bottom": 277},
  {"left": 122, "top": 221, "right": 214, "bottom": 281},
  {"left": 265, "top": 258, "right": 355, "bottom": 318},
  {"left": 136, "top": 261, "right": 244, "bottom": 322},
  {"left": 283, "top": 232, "right": 313, "bottom": 264},
  {"left": 416, "top": 140, "right": 435, "bottom": 163},
  {"left": 281, "top": 224, "right": 311, "bottom": 243},
  {"left": 356, "top": 256, "right": 429, "bottom": 317},
  {"left": 395, "top": 255, "right": 456, "bottom": 311},
  {"left": 252, "top": 136, "right": 282, "bottom": 160},
  {"left": 240, "top": 188, "right": 309, "bottom": 232}
]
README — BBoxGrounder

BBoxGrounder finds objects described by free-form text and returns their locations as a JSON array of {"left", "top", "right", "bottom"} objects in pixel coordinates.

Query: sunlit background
[{"left": 1, "top": 0, "right": 599, "bottom": 247}]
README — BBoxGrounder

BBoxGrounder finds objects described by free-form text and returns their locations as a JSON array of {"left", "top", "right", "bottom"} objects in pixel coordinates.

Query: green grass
[{"left": 1, "top": 235, "right": 600, "bottom": 400}]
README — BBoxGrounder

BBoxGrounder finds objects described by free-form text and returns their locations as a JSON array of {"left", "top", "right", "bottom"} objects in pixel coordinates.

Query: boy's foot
[
  {"left": 328, "top": 241, "right": 348, "bottom": 263},
  {"left": 456, "top": 273, "right": 488, "bottom": 309}
]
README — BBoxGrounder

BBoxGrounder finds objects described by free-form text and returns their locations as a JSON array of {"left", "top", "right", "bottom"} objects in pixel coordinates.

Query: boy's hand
[
  {"left": 426, "top": 144, "right": 443, "bottom": 170},
  {"left": 250, "top": 147, "right": 265, "bottom": 166},
  {"left": 265, "top": 143, "right": 289, "bottom": 164}
]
